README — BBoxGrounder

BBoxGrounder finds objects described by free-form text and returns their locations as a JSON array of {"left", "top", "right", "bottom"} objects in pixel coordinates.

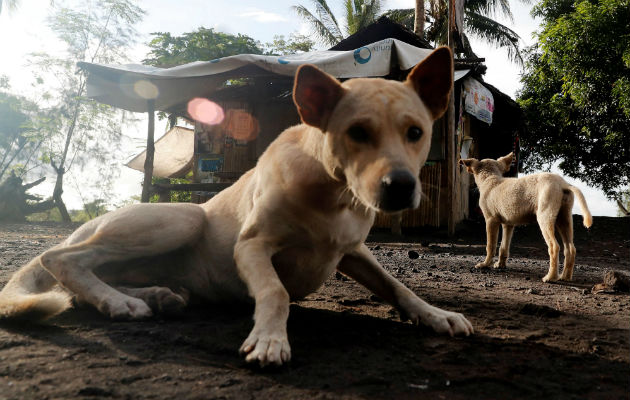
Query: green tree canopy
[
  {"left": 143, "top": 28, "right": 263, "bottom": 67},
  {"left": 517, "top": 0, "right": 630, "bottom": 198},
  {"left": 0, "top": 91, "right": 44, "bottom": 181},
  {"left": 263, "top": 34, "right": 315, "bottom": 55}
]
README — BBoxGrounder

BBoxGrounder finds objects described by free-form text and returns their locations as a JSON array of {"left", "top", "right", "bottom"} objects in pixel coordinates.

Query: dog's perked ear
[
  {"left": 460, "top": 158, "right": 478, "bottom": 174},
  {"left": 497, "top": 152, "right": 514, "bottom": 172},
  {"left": 405, "top": 47, "right": 453, "bottom": 120},
  {"left": 293, "top": 64, "right": 345, "bottom": 131}
]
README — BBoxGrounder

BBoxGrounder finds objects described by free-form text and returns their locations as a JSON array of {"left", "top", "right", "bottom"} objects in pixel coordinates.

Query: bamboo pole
[
  {"left": 141, "top": 99, "right": 155, "bottom": 203},
  {"left": 446, "top": 0, "right": 457, "bottom": 235}
]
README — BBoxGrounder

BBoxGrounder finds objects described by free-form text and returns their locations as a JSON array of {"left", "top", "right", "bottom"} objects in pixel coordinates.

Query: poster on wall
[{"left": 462, "top": 78, "right": 494, "bottom": 125}]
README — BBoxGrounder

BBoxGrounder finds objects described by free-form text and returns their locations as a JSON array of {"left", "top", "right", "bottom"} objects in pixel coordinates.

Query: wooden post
[
  {"left": 446, "top": 0, "right": 457, "bottom": 236},
  {"left": 141, "top": 99, "right": 155, "bottom": 203}
]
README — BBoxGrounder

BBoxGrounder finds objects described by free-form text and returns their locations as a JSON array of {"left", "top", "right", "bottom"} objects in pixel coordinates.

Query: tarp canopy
[
  {"left": 126, "top": 126, "right": 193, "bottom": 178},
  {"left": 78, "top": 38, "right": 469, "bottom": 113}
]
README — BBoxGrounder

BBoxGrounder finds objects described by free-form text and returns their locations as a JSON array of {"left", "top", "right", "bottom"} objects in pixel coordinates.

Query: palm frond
[
  {"left": 344, "top": 0, "right": 384, "bottom": 35},
  {"left": 465, "top": 11, "right": 523, "bottom": 64},
  {"left": 465, "top": 0, "right": 513, "bottom": 22},
  {"left": 292, "top": 4, "right": 343, "bottom": 46},
  {"left": 311, "top": 0, "right": 344, "bottom": 39},
  {"left": 382, "top": 8, "right": 415, "bottom": 30}
]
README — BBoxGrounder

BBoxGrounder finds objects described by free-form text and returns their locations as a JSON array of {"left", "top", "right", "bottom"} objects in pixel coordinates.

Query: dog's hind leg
[
  {"left": 476, "top": 219, "right": 500, "bottom": 268},
  {"left": 538, "top": 215, "right": 560, "bottom": 282},
  {"left": 39, "top": 204, "right": 206, "bottom": 320},
  {"left": 0, "top": 254, "right": 72, "bottom": 320},
  {"left": 495, "top": 224, "right": 514, "bottom": 268},
  {"left": 116, "top": 286, "right": 188, "bottom": 315},
  {"left": 556, "top": 204, "right": 576, "bottom": 281}
]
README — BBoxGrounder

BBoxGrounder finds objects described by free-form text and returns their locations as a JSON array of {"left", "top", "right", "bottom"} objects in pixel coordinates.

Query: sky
[{"left": 0, "top": 0, "right": 619, "bottom": 216}]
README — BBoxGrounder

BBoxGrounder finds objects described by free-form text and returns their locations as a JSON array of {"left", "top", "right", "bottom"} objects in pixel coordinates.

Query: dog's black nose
[{"left": 380, "top": 169, "right": 416, "bottom": 211}]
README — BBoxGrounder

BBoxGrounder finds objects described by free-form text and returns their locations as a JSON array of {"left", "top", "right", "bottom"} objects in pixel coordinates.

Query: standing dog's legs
[
  {"left": 338, "top": 245, "right": 473, "bottom": 336},
  {"left": 495, "top": 224, "right": 514, "bottom": 268},
  {"left": 234, "top": 237, "right": 291, "bottom": 366},
  {"left": 537, "top": 215, "right": 560, "bottom": 282},
  {"left": 556, "top": 206, "right": 576, "bottom": 281},
  {"left": 476, "top": 219, "right": 500, "bottom": 268}
]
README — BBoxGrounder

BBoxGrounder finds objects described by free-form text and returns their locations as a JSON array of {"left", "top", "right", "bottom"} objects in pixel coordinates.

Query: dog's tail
[
  {"left": 0, "top": 257, "right": 71, "bottom": 321},
  {"left": 568, "top": 185, "right": 593, "bottom": 228}
]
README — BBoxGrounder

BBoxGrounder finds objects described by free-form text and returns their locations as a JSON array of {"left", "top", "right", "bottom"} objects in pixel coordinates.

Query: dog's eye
[
  {"left": 347, "top": 125, "right": 370, "bottom": 143},
  {"left": 406, "top": 126, "right": 423, "bottom": 142}
]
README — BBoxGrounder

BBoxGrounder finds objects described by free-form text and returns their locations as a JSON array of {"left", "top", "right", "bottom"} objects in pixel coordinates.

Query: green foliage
[
  {"left": 27, "top": 207, "right": 64, "bottom": 222},
  {"left": 344, "top": 0, "right": 383, "bottom": 35},
  {"left": 144, "top": 28, "right": 263, "bottom": 67},
  {"left": 0, "top": 91, "right": 45, "bottom": 181},
  {"left": 149, "top": 176, "right": 192, "bottom": 203},
  {"left": 517, "top": 0, "right": 630, "bottom": 198},
  {"left": 25, "top": 200, "right": 108, "bottom": 222},
  {"left": 263, "top": 34, "right": 316, "bottom": 55},
  {"left": 26, "top": 0, "right": 145, "bottom": 220}
]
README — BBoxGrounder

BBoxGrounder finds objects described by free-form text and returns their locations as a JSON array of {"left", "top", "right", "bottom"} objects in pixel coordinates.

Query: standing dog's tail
[
  {"left": 569, "top": 185, "right": 593, "bottom": 228},
  {"left": 0, "top": 257, "right": 71, "bottom": 321}
]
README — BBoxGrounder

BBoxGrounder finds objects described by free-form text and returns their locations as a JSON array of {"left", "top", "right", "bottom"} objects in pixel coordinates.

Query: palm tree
[
  {"left": 385, "top": 0, "right": 523, "bottom": 64},
  {"left": 292, "top": 0, "right": 383, "bottom": 47},
  {"left": 414, "top": 0, "right": 425, "bottom": 36}
]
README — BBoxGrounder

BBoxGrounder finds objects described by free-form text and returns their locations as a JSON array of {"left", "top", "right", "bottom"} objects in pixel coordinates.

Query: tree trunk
[
  {"left": 53, "top": 168, "right": 72, "bottom": 222},
  {"left": 0, "top": 174, "right": 55, "bottom": 221},
  {"left": 617, "top": 199, "right": 629, "bottom": 216},
  {"left": 414, "top": 0, "right": 425, "bottom": 38}
]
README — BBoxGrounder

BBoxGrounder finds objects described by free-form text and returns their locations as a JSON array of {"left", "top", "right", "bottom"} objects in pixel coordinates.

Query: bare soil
[{"left": 0, "top": 217, "right": 628, "bottom": 400}]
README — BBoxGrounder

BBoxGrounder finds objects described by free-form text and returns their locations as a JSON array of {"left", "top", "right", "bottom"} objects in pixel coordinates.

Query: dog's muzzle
[{"left": 379, "top": 169, "right": 416, "bottom": 212}]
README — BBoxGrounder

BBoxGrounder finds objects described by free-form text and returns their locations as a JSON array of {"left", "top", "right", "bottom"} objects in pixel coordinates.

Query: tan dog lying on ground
[
  {"left": 460, "top": 153, "right": 593, "bottom": 282},
  {"left": 0, "top": 47, "right": 473, "bottom": 367}
]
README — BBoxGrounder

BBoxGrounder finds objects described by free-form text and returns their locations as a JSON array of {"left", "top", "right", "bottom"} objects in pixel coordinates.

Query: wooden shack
[{"left": 79, "top": 17, "right": 522, "bottom": 232}]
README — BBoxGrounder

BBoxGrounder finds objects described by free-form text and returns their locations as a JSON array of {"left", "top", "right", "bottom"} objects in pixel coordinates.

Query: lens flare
[
  {"left": 133, "top": 80, "right": 159, "bottom": 99},
  {"left": 224, "top": 109, "right": 259, "bottom": 142},
  {"left": 187, "top": 98, "right": 224, "bottom": 125}
]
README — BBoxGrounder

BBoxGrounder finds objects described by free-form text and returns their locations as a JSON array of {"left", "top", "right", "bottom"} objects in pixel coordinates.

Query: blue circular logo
[
  {"left": 277, "top": 58, "right": 290, "bottom": 64},
  {"left": 353, "top": 47, "right": 371, "bottom": 64}
]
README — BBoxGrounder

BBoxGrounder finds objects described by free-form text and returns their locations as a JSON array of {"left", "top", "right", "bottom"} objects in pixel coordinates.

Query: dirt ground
[{"left": 0, "top": 216, "right": 628, "bottom": 400}]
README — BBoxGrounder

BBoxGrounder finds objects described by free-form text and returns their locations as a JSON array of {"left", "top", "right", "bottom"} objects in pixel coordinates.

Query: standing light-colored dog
[
  {"left": 0, "top": 47, "right": 473, "bottom": 367},
  {"left": 460, "top": 153, "right": 593, "bottom": 282}
]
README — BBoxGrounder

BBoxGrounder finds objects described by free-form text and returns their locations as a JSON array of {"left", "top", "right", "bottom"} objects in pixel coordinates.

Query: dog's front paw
[
  {"left": 406, "top": 303, "right": 474, "bottom": 337},
  {"left": 239, "top": 329, "right": 291, "bottom": 367},
  {"left": 423, "top": 307, "right": 474, "bottom": 337},
  {"left": 474, "top": 261, "right": 491, "bottom": 269}
]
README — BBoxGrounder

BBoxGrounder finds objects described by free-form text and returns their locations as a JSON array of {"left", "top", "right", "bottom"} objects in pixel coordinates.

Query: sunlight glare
[
  {"left": 133, "top": 80, "right": 159, "bottom": 99},
  {"left": 224, "top": 109, "right": 259, "bottom": 142},
  {"left": 187, "top": 98, "right": 225, "bottom": 125}
]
